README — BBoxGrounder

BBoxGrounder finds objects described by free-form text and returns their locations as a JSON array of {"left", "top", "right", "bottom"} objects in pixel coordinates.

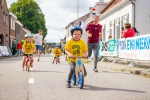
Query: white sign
[
  {"left": 0, "top": 46, "right": 9, "bottom": 56},
  {"left": 100, "top": 40, "right": 117, "bottom": 57},
  {"left": 118, "top": 34, "right": 150, "bottom": 60}
]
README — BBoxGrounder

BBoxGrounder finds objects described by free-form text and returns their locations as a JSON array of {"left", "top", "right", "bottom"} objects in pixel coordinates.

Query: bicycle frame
[{"left": 75, "top": 57, "right": 84, "bottom": 80}]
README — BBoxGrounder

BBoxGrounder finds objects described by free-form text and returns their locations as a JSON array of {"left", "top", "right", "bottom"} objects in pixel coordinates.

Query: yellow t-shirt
[
  {"left": 53, "top": 47, "right": 61, "bottom": 57},
  {"left": 22, "top": 42, "right": 34, "bottom": 54},
  {"left": 65, "top": 39, "right": 88, "bottom": 63}
]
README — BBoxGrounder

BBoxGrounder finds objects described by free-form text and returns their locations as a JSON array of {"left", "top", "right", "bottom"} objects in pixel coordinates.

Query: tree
[{"left": 9, "top": 0, "right": 47, "bottom": 38}]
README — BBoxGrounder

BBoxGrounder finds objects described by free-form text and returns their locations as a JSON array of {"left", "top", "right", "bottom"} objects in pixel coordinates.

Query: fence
[{"left": 99, "top": 33, "right": 150, "bottom": 70}]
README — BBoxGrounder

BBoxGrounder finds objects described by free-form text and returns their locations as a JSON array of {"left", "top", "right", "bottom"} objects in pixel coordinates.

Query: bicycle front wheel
[
  {"left": 27, "top": 62, "right": 30, "bottom": 72},
  {"left": 78, "top": 71, "right": 84, "bottom": 89},
  {"left": 71, "top": 74, "right": 76, "bottom": 85}
]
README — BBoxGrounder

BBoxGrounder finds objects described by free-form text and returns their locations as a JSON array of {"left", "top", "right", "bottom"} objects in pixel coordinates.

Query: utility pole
[{"left": 77, "top": 0, "right": 79, "bottom": 25}]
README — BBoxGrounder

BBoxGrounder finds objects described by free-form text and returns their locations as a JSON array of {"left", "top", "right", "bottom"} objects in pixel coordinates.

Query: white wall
[
  {"left": 100, "top": 3, "right": 133, "bottom": 41},
  {"left": 81, "top": 17, "right": 90, "bottom": 44},
  {"left": 135, "top": 0, "right": 150, "bottom": 34}
]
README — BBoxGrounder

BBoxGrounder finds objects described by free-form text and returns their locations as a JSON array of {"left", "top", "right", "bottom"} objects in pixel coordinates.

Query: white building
[{"left": 99, "top": 0, "right": 150, "bottom": 41}]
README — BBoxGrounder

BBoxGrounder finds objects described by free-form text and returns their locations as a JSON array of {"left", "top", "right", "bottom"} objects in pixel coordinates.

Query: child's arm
[
  {"left": 65, "top": 50, "right": 74, "bottom": 57},
  {"left": 83, "top": 50, "right": 88, "bottom": 58}
]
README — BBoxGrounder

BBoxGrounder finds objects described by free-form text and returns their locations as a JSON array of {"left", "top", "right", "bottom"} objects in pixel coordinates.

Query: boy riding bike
[
  {"left": 52, "top": 44, "right": 61, "bottom": 64},
  {"left": 22, "top": 33, "right": 34, "bottom": 71},
  {"left": 65, "top": 26, "right": 88, "bottom": 88}
]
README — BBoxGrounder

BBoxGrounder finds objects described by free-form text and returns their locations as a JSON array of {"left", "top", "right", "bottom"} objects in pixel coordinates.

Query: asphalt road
[{"left": 0, "top": 54, "right": 150, "bottom": 100}]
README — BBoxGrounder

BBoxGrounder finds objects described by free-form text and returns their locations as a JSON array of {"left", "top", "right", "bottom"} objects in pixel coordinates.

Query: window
[
  {"left": 114, "top": 18, "right": 120, "bottom": 39},
  {"left": 3, "top": 12, "right": 5, "bottom": 24},
  {"left": 6, "top": 14, "right": 8, "bottom": 25},
  {"left": 13, "top": 20, "right": 15, "bottom": 30},
  {"left": 122, "top": 13, "right": 129, "bottom": 27},
  {"left": 11, "top": 18, "right": 13, "bottom": 29}
]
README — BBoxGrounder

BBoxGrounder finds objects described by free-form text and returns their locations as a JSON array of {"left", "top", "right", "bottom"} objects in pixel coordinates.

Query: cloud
[{"left": 6, "top": 0, "right": 109, "bottom": 43}]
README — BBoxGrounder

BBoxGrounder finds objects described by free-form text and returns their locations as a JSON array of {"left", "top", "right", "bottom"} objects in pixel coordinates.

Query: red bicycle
[{"left": 25, "top": 54, "right": 32, "bottom": 72}]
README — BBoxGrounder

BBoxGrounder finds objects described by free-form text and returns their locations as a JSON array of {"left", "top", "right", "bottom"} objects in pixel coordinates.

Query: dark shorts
[
  {"left": 54, "top": 55, "right": 60, "bottom": 58},
  {"left": 23, "top": 54, "right": 33, "bottom": 57},
  {"left": 35, "top": 45, "right": 42, "bottom": 51}
]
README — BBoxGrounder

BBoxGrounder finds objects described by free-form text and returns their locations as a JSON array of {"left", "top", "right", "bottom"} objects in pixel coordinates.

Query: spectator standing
[
  {"left": 16, "top": 41, "right": 22, "bottom": 56},
  {"left": 121, "top": 22, "right": 134, "bottom": 38}
]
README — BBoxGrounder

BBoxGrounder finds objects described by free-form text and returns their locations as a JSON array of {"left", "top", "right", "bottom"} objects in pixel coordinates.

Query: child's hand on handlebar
[{"left": 68, "top": 55, "right": 74, "bottom": 58}]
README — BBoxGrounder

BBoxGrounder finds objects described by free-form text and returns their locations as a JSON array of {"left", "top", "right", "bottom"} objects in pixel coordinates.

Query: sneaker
[
  {"left": 58, "top": 61, "right": 60, "bottom": 63},
  {"left": 66, "top": 81, "right": 71, "bottom": 88},
  {"left": 88, "top": 57, "right": 92, "bottom": 62},
  {"left": 93, "top": 68, "right": 98, "bottom": 72},
  {"left": 30, "top": 68, "right": 33, "bottom": 71},
  {"left": 37, "top": 58, "right": 40, "bottom": 61},
  {"left": 52, "top": 62, "right": 54, "bottom": 64}
]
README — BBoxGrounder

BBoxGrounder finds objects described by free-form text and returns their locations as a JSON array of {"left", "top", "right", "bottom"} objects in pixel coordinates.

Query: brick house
[
  {"left": 9, "top": 12, "right": 17, "bottom": 47},
  {"left": 0, "top": 0, "right": 9, "bottom": 46},
  {"left": 15, "top": 20, "right": 23, "bottom": 42}
]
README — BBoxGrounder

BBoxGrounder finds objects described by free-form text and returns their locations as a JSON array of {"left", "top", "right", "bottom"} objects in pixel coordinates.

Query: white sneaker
[
  {"left": 88, "top": 57, "right": 92, "bottom": 61},
  {"left": 30, "top": 68, "right": 33, "bottom": 71}
]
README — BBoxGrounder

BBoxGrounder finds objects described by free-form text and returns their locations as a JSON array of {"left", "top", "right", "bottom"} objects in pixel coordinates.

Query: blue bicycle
[{"left": 71, "top": 56, "right": 86, "bottom": 89}]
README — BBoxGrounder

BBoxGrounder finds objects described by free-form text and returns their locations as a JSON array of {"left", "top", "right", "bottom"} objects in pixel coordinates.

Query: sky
[{"left": 6, "top": 0, "right": 109, "bottom": 43}]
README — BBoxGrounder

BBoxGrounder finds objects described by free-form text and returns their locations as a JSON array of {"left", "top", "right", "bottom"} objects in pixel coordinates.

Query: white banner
[
  {"left": 100, "top": 39, "right": 117, "bottom": 57},
  {"left": 118, "top": 34, "right": 150, "bottom": 60},
  {"left": 0, "top": 46, "right": 9, "bottom": 56}
]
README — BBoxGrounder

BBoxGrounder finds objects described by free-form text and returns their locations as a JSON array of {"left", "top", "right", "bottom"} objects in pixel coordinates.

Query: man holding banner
[{"left": 84, "top": 15, "right": 102, "bottom": 72}]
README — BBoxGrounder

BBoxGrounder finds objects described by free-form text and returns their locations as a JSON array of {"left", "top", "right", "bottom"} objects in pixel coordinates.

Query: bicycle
[
  {"left": 69, "top": 56, "right": 87, "bottom": 89},
  {"left": 25, "top": 53, "right": 32, "bottom": 72}
]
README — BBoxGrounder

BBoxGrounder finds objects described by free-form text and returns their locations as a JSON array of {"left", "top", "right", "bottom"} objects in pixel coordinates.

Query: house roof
[
  {"left": 100, "top": 0, "right": 123, "bottom": 14},
  {"left": 9, "top": 12, "right": 17, "bottom": 19},
  {"left": 22, "top": 27, "right": 31, "bottom": 34},
  {"left": 65, "top": 13, "right": 90, "bottom": 29}
]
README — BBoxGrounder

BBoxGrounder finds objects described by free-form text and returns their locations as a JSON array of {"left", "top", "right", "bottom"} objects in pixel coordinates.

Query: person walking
[
  {"left": 84, "top": 15, "right": 102, "bottom": 72},
  {"left": 33, "top": 30, "right": 43, "bottom": 61},
  {"left": 12, "top": 40, "right": 17, "bottom": 56},
  {"left": 16, "top": 41, "right": 22, "bottom": 56}
]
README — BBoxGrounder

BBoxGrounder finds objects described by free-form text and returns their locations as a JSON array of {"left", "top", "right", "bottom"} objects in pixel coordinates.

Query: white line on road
[{"left": 29, "top": 78, "right": 34, "bottom": 84}]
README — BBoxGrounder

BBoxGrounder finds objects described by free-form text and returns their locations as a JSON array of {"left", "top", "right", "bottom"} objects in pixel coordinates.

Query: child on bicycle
[
  {"left": 65, "top": 25, "right": 88, "bottom": 88},
  {"left": 52, "top": 44, "right": 61, "bottom": 64},
  {"left": 22, "top": 33, "right": 34, "bottom": 71}
]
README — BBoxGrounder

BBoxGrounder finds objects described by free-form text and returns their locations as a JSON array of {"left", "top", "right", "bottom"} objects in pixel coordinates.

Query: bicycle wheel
[
  {"left": 71, "top": 74, "right": 76, "bottom": 85},
  {"left": 78, "top": 71, "right": 84, "bottom": 89}
]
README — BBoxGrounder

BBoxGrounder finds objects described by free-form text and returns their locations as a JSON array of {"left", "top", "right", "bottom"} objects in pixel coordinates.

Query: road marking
[{"left": 29, "top": 78, "right": 34, "bottom": 83}]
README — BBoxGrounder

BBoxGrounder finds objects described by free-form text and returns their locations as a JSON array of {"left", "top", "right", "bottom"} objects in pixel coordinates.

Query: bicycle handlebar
[{"left": 68, "top": 56, "right": 88, "bottom": 58}]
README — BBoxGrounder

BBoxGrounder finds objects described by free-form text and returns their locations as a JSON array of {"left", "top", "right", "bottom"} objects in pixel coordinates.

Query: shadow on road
[
  {"left": 83, "top": 85, "right": 146, "bottom": 93},
  {"left": 30, "top": 70, "right": 64, "bottom": 73}
]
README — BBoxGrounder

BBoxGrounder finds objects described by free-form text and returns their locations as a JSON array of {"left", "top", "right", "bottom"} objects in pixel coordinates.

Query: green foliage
[{"left": 9, "top": 0, "right": 47, "bottom": 38}]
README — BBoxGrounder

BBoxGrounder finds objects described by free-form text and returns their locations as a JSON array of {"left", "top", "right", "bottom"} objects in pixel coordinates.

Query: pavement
[
  {"left": 86, "top": 57, "right": 150, "bottom": 78},
  {"left": 0, "top": 54, "right": 150, "bottom": 100},
  {"left": 1, "top": 55, "right": 150, "bottom": 78}
]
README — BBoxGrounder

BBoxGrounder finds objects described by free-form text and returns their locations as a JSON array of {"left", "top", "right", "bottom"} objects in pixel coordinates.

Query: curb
[
  {"left": 87, "top": 60, "right": 150, "bottom": 78},
  {"left": 0, "top": 55, "right": 17, "bottom": 59}
]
